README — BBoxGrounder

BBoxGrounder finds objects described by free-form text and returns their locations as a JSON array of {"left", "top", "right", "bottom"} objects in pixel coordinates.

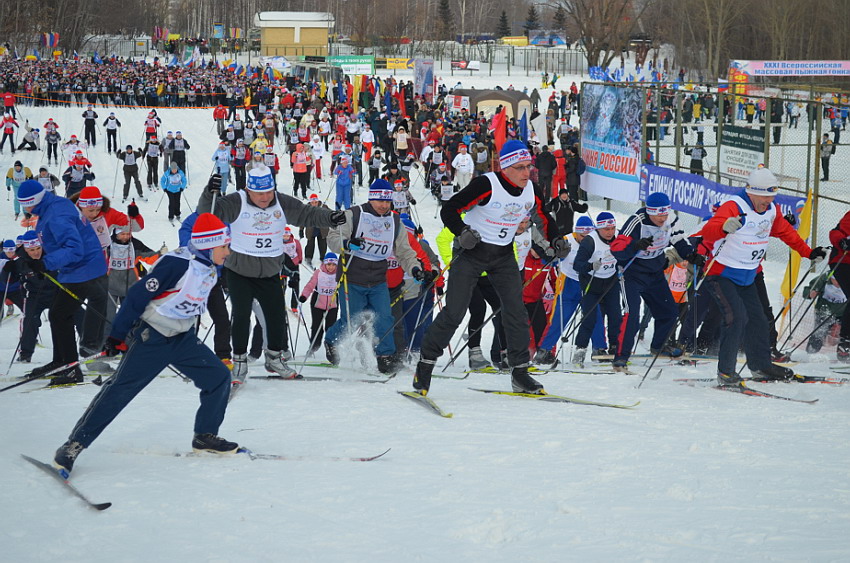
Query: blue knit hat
[
  {"left": 369, "top": 178, "right": 393, "bottom": 201},
  {"left": 323, "top": 252, "right": 338, "bottom": 264},
  {"left": 574, "top": 215, "right": 595, "bottom": 234},
  {"left": 596, "top": 211, "right": 616, "bottom": 229},
  {"left": 499, "top": 140, "right": 532, "bottom": 169},
  {"left": 2, "top": 240, "right": 15, "bottom": 252},
  {"left": 645, "top": 192, "right": 671, "bottom": 216},
  {"left": 399, "top": 212, "right": 417, "bottom": 233},
  {"left": 21, "top": 231, "right": 40, "bottom": 248},
  {"left": 17, "top": 180, "right": 46, "bottom": 208}
]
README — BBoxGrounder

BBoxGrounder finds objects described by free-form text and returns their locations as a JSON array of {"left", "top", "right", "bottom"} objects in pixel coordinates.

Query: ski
[
  {"left": 175, "top": 447, "right": 391, "bottom": 462},
  {"left": 677, "top": 380, "right": 819, "bottom": 404},
  {"left": 21, "top": 454, "right": 112, "bottom": 511},
  {"left": 468, "top": 388, "right": 640, "bottom": 409},
  {"left": 397, "top": 390, "right": 453, "bottom": 418},
  {"left": 547, "top": 360, "right": 630, "bottom": 375},
  {"left": 464, "top": 366, "right": 549, "bottom": 375},
  {"left": 249, "top": 373, "right": 396, "bottom": 384},
  {"left": 675, "top": 374, "right": 849, "bottom": 385}
]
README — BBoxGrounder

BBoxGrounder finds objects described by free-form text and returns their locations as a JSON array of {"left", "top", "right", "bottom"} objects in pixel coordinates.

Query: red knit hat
[
  {"left": 191, "top": 213, "right": 230, "bottom": 250},
  {"left": 78, "top": 186, "right": 103, "bottom": 208}
]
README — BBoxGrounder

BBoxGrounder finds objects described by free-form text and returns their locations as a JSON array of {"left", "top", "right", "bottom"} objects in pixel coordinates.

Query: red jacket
[
  {"left": 522, "top": 252, "right": 555, "bottom": 304},
  {"left": 829, "top": 210, "right": 850, "bottom": 264}
]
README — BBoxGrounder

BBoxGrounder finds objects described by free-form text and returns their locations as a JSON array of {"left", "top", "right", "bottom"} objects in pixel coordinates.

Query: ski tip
[{"left": 93, "top": 502, "right": 112, "bottom": 511}]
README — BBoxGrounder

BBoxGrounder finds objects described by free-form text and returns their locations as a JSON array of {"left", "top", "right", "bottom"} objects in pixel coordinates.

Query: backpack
[{"left": 577, "top": 157, "right": 586, "bottom": 175}]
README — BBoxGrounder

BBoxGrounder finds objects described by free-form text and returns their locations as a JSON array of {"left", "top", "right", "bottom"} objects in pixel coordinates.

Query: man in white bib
[{"left": 198, "top": 168, "right": 345, "bottom": 380}]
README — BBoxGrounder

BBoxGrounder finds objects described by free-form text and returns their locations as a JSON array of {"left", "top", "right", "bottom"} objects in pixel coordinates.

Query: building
[{"left": 253, "top": 12, "right": 335, "bottom": 57}]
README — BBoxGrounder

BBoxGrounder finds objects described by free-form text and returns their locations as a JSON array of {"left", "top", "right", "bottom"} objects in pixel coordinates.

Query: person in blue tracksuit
[
  {"left": 52, "top": 213, "right": 239, "bottom": 477},
  {"left": 160, "top": 161, "right": 188, "bottom": 222},
  {"left": 17, "top": 180, "right": 109, "bottom": 385},
  {"left": 609, "top": 192, "right": 702, "bottom": 367},
  {"left": 533, "top": 215, "right": 607, "bottom": 365}
]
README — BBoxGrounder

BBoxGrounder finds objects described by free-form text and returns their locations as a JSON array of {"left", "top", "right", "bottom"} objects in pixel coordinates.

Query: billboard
[
  {"left": 729, "top": 60, "right": 850, "bottom": 77},
  {"left": 386, "top": 57, "right": 414, "bottom": 70},
  {"left": 414, "top": 58, "right": 435, "bottom": 104},
  {"left": 639, "top": 164, "right": 806, "bottom": 220},
  {"left": 328, "top": 55, "right": 375, "bottom": 75},
  {"left": 719, "top": 125, "right": 764, "bottom": 180},
  {"left": 450, "top": 60, "right": 480, "bottom": 71},
  {"left": 579, "top": 83, "right": 643, "bottom": 202},
  {"left": 528, "top": 30, "right": 568, "bottom": 47}
]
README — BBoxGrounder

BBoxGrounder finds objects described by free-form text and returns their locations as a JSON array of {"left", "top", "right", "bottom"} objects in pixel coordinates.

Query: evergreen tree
[
  {"left": 523, "top": 5, "right": 541, "bottom": 37},
  {"left": 497, "top": 10, "right": 511, "bottom": 38},
  {"left": 437, "top": 0, "right": 455, "bottom": 41},
  {"left": 553, "top": 5, "right": 567, "bottom": 31}
]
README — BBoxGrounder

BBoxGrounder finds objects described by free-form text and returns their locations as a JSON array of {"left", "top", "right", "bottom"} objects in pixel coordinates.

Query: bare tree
[{"left": 557, "top": 0, "right": 651, "bottom": 68}]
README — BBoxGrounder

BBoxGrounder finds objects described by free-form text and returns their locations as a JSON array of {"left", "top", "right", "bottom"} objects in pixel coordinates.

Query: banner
[
  {"left": 730, "top": 60, "right": 850, "bottom": 77},
  {"left": 213, "top": 23, "right": 224, "bottom": 39},
  {"left": 328, "top": 55, "right": 374, "bottom": 75},
  {"left": 579, "top": 84, "right": 643, "bottom": 202},
  {"left": 414, "top": 58, "right": 435, "bottom": 104},
  {"left": 444, "top": 95, "right": 470, "bottom": 112},
  {"left": 528, "top": 30, "right": 567, "bottom": 47},
  {"left": 386, "top": 57, "right": 413, "bottom": 70},
  {"left": 638, "top": 164, "right": 807, "bottom": 220},
  {"left": 719, "top": 125, "right": 764, "bottom": 180},
  {"left": 450, "top": 60, "right": 480, "bottom": 71}
]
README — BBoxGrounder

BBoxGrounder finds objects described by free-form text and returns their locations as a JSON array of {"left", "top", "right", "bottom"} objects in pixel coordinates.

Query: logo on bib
[{"left": 501, "top": 202, "right": 526, "bottom": 222}]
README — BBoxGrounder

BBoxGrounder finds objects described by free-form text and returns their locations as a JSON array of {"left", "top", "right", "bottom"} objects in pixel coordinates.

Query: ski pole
[{"left": 0, "top": 352, "right": 107, "bottom": 393}]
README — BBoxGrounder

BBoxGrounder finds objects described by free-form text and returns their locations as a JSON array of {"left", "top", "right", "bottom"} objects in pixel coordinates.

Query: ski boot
[
  {"left": 533, "top": 348, "right": 556, "bottom": 366},
  {"left": 192, "top": 433, "right": 239, "bottom": 454},
  {"left": 231, "top": 353, "right": 248, "bottom": 384},
  {"left": 325, "top": 342, "right": 340, "bottom": 365},
  {"left": 717, "top": 371, "right": 744, "bottom": 387},
  {"left": 264, "top": 350, "right": 298, "bottom": 379},
  {"left": 468, "top": 347, "right": 491, "bottom": 370},
  {"left": 377, "top": 355, "right": 400, "bottom": 375},
  {"left": 412, "top": 358, "right": 436, "bottom": 395},
  {"left": 651, "top": 344, "right": 683, "bottom": 358},
  {"left": 49, "top": 365, "right": 83, "bottom": 386},
  {"left": 511, "top": 365, "right": 545, "bottom": 394},
  {"left": 750, "top": 363, "right": 794, "bottom": 382},
  {"left": 572, "top": 347, "right": 587, "bottom": 367},
  {"left": 53, "top": 440, "right": 85, "bottom": 477}
]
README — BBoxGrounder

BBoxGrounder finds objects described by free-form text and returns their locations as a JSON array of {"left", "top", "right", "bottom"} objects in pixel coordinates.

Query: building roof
[{"left": 254, "top": 12, "right": 335, "bottom": 28}]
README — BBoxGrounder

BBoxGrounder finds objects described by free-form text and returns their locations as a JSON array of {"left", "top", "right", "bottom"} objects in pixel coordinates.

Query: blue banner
[{"left": 639, "top": 164, "right": 807, "bottom": 220}]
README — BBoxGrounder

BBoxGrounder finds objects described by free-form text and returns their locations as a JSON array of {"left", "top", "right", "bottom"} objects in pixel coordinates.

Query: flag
[
  {"left": 33, "top": 49, "right": 41, "bottom": 61},
  {"left": 337, "top": 81, "right": 345, "bottom": 104},
  {"left": 779, "top": 193, "right": 813, "bottom": 326},
  {"left": 518, "top": 109, "right": 528, "bottom": 143},
  {"left": 352, "top": 75, "right": 362, "bottom": 111},
  {"left": 320, "top": 78, "right": 327, "bottom": 99},
  {"left": 395, "top": 87, "right": 406, "bottom": 118},
  {"left": 73, "top": 50, "right": 79, "bottom": 62},
  {"left": 14, "top": 48, "right": 20, "bottom": 60},
  {"left": 220, "top": 58, "right": 233, "bottom": 70},
  {"left": 384, "top": 86, "right": 392, "bottom": 118},
  {"left": 167, "top": 55, "right": 179, "bottom": 68},
  {"left": 491, "top": 107, "right": 507, "bottom": 154},
  {"left": 93, "top": 51, "right": 102, "bottom": 64}
]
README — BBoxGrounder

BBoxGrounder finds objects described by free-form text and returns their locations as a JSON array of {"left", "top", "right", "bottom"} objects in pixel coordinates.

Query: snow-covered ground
[{"left": 1, "top": 69, "right": 850, "bottom": 562}]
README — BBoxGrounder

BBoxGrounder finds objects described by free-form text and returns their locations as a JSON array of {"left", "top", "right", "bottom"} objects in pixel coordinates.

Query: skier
[
  {"left": 116, "top": 145, "right": 145, "bottom": 202},
  {"left": 62, "top": 161, "right": 95, "bottom": 198},
  {"left": 103, "top": 112, "right": 121, "bottom": 153},
  {"left": 411, "top": 140, "right": 568, "bottom": 395},
  {"left": 144, "top": 136, "right": 162, "bottom": 190},
  {"left": 52, "top": 213, "right": 240, "bottom": 477},
  {"left": 166, "top": 131, "right": 191, "bottom": 172},
  {"left": 299, "top": 252, "right": 340, "bottom": 356},
  {"left": 6, "top": 160, "right": 33, "bottom": 219},
  {"left": 160, "top": 161, "right": 188, "bottom": 223},
  {"left": 81, "top": 105, "right": 98, "bottom": 146},
  {"left": 197, "top": 169, "right": 345, "bottom": 381},
  {"left": 15, "top": 231, "right": 58, "bottom": 363},
  {"left": 701, "top": 167, "right": 825, "bottom": 384}
]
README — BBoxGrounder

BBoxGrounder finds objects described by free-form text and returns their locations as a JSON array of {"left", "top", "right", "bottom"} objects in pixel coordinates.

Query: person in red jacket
[
  {"left": 2, "top": 92, "right": 16, "bottom": 118},
  {"left": 827, "top": 210, "right": 850, "bottom": 361},
  {"left": 522, "top": 245, "right": 557, "bottom": 354},
  {"left": 212, "top": 104, "right": 227, "bottom": 135},
  {"left": 701, "top": 166, "right": 825, "bottom": 385},
  {"left": 0, "top": 113, "right": 19, "bottom": 154}
]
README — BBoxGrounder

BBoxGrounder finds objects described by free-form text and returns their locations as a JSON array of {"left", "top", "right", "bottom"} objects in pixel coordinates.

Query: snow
[{"left": 2, "top": 68, "right": 850, "bottom": 562}]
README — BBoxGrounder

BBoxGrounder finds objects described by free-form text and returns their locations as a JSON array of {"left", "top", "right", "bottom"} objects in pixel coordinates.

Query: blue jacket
[
  {"left": 611, "top": 208, "right": 693, "bottom": 278},
  {"left": 160, "top": 169, "right": 188, "bottom": 193},
  {"left": 31, "top": 191, "right": 107, "bottom": 283}
]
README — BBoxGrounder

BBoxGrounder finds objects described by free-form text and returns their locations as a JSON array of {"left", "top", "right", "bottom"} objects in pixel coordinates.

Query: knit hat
[
  {"left": 14, "top": 160, "right": 22, "bottom": 167},
  {"left": 309, "top": 193, "right": 319, "bottom": 201},
  {"left": 746, "top": 165, "right": 780, "bottom": 196},
  {"left": 283, "top": 226, "right": 292, "bottom": 236},
  {"left": 17, "top": 180, "right": 46, "bottom": 208},
  {"left": 170, "top": 161, "right": 179, "bottom": 171},
  {"left": 323, "top": 252, "right": 339, "bottom": 264},
  {"left": 368, "top": 178, "right": 393, "bottom": 201},
  {"left": 2, "top": 240, "right": 15, "bottom": 252},
  {"left": 246, "top": 168, "right": 275, "bottom": 192},
  {"left": 574, "top": 215, "right": 595, "bottom": 234},
  {"left": 77, "top": 186, "right": 103, "bottom": 208},
  {"left": 399, "top": 213, "right": 417, "bottom": 233},
  {"left": 190, "top": 213, "right": 231, "bottom": 250},
  {"left": 15, "top": 235, "right": 24, "bottom": 246},
  {"left": 645, "top": 192, "right": 671, "bottom": 216},
  {"left": 595, "top": 211, "right": 616, "bottom": 229},
  {"left": 499, "top": 140, "right": 532, "bottom": 169},
  {"left": 21, "top": 230, "right": 41, "bottom": 248}
]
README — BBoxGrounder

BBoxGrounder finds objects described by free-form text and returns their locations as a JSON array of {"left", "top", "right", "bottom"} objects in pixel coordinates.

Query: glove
[
  {"left": 457, "top": 226, "right": 481, "bottom": 250},
  {"left": 592, "top": 260, "right": 603, "bottom": 271},
  {"left": 412, "top": 267, "right": 425, "bottom": 282},
  {"left": 207, "top": 173, "right": 222, "bottom": 194},
  {"left": 127, "top": 202, "right": 139, "bottom": 218},
  {"left": 809, "top": 246, "right": 827, "bottom": 262},
  {"left": 346, "top": 237, "right": 364, "bottom": 251},
  {"left": 685, "top": 252, "right": 706, "bottom": 267},
  {"left": 288, "top": 273, "right": 300, "bottom": 288},
  {"left": 329, "top": 210, "right": 346, "bottom": 226},
  {"left": 840, "top": 238, "right": 850, "bottom": 252},
  {"left": 784, "top": 213, "right": 797, "bottom": 227},
  {"left": 27, "top": 258, "right": 45, "bottom": 275},
  {"left": 551, "top": 237, "right": 571, "bottom": 259},
  {"left": 635, "top": 236, "right": 654, "bottom": 251},
  {"left": 159, "top": 244, "right": 168, "bottom": 254},
  {"left": 298, "top": 294, "right": 308, "bottom": 303},
  {"left": 103, "top": 336, "right": 128, "bottom": 358},
  {"left": 722, "top": 216, "right": 743, "bottom": 234},
  {"left": 409, "top": 198, "right": 417, "bottom": 205}
]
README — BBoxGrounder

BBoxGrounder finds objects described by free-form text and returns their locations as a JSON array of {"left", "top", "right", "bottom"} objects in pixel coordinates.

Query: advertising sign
[
  {"left": 328, "top": 55, "right": 375, "bottom": 75},
  {"left": 719, "top": 125, "right": 764, "bottom": 179},
  {"left": 730, "top": 60, "right": 850, "bottom": 77},
  {"left": 414, "top": 58, "right": 435, "bottom": 103}
]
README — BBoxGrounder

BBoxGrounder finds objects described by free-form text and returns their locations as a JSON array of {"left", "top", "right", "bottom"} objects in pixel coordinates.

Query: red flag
[
  {"left": 395, "top": 88, "right": 407, "bottom": 118},
  {"left": 491, "top": 108, "right": 507, "bottom": 155}
]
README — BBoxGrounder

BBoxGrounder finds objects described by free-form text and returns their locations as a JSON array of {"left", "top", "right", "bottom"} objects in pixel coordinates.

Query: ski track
[{"left": 1, "top": 69, "right": 849, "bottom": 562}]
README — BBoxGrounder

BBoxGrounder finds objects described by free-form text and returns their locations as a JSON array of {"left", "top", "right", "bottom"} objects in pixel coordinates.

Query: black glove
[
  {"left": 329, "top": 210, "right": 346, "bottom": 226},
  {"left": 838, "top": 238, "right": 850, "bottom": 251},
  {"left": 784, "top": 213, "right": 797, "bottom": 227},
  {"left": 686, "top": 252, "right": 706, "bottom": 267},
  {"left": 207, "top": 173, "right": 222, "bottom": 193},
  {"left": 288, "top": 272, "right": 300, "bottom": 288},
  {"left": 412, "top": 267, "right": 426, "bottom": 282},
  {"left": 346, "top": 237, "right": 364, "bottom": 251},
  {"left": 635, "top": 236, "right": 654, "bottom": 251},
  {"left": 551, "top": 237, "right": 571, "bottom": 259},
  {"left": 298, "top": 294, "right": 308, "bottom": 303},
  {"left": 127, "top": 202, "right": 139, "bottom": 218},
  {"left": 457, "top": 226, "right": 481, "bottom": 250},
  {"left": 103, "top": 336, "right": 127, "bottom": 358},
  {"left": 27, "top": 258, "right": 45, "bottom": 275},
  {"left": 436, "top": 285, "right": 444, "bottom": 296},
  {"left": 409, "top": 198, "right": 417, "bottom": 205},
  {"left": 809, "top": 246, "right": 827, "bottom": 262}
]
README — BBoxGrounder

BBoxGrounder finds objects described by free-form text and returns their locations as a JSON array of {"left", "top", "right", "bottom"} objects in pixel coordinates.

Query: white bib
[
  {"left": 714, "top": 196, "right": 776, "bottom": 270},
  {"left": 229, "top": 190, "right": 287, "bottom": 257},
  {"left": 89, "top": 215, "right": 111, "bottom": 249},
  {"left": 317, "top": 270, "right": 337, "bottom": 296},
  {"left": 392, "top": 190, "right": 408, "bottom": 209},
  {"left": 352, "top": 210, "right": 395, "bottom": 262},
  {"left": 282, "top": 239, "right": 297, "bottom": 259},
  {"left": 108, "top": 241, "right": 135, "bottom": 271},
  {"left": 515, "top": 230, "right": 532, "bottom": 270},
  {"left": 440, "top": 184, "right": 454, "bottom": 201},
  {"left": 559, "top": 233, "right": 583, "bottom": 281},
  {"left": 587, "top": 231, "right": 617, "bottom": 280},
  {"left": 463, "top": 173, "right": 534, "bottom": 246},
  {"left": 635, "top": 217, "right": 672, "bottom": 260},
  {"left": 154, "top": 250, "right": 217, "bottom": 319}
]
